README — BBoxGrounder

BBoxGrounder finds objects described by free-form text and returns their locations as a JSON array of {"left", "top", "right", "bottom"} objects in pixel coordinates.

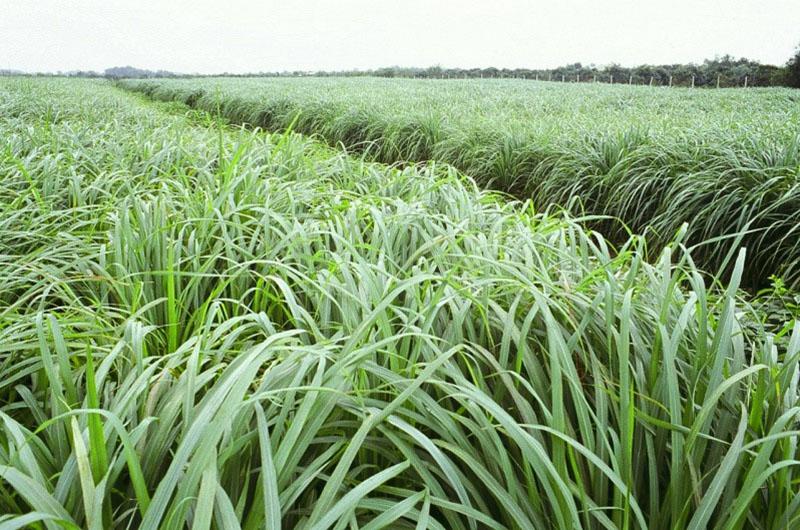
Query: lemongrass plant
[
  {"left": 119, "top": 77, "right": 800, "bottom": 289},
  {"left": 0, "top": 78, "right": 798, "bottom": 529}
]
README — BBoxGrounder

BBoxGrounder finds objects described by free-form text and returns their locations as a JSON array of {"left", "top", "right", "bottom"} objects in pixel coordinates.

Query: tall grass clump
[
  {"left": 0, "top": 77, "right": 798, "bottom": 529},
  {"left": 119, "top": 77, "right": 800, "bottom": 288}
]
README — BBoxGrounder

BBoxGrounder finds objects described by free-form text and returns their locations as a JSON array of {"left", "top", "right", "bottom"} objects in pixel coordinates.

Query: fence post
[
  {"left": 577, "top": 74, "right": 580, "bottom": 82},
  {"left": 610, "top": 74, "right": 613, "bottom": 84},
  {"left": 669, "top": 75, "right": 673, "bottom": 87},
  {"left": 535, "top": 73, "right": 539, "bottom": 81},
  {"left": 561, "top": 74, "right": 565, "bottom": 82},
  {"left": 744, "top": 75, "right": 748, "bottom": 88},
  {"left": 629, "top": 75, "right": 632, "bottom": 85},
  {"left": 691, "top": 75, "right": 695, "bottom": 88},
  {"left": 649, "top": 76, "right": 653, "bottom": 87},
  {"left": 593, "top": 74, "right": 597, "bottom": 83},
  {"left": 716, "top": 74, "right": 720, "bottom": 88}
]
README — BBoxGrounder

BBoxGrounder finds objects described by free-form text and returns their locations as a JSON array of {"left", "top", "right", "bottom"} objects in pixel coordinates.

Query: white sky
[{"left": 1, "top": 0, "right": 798, "bottom": 73}]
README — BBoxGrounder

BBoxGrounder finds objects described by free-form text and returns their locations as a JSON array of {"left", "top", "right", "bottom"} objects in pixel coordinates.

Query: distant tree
[
  {"left": 606, "top": 64, "right": 628, "bottom": 83},
  {"left": 633, "top": 65, "right": 653, "bottom": 84},
  {"left": 787, "top": 43, "right": 800, "bottom": 88}
]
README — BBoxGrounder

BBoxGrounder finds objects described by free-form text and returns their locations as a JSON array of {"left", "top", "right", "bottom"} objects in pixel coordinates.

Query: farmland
[
  {"left": 121, "top": 77, "right": 800, "bottom": 288},
  {"left": 1, "top": 77, "right": 799, "bottom": 529}
]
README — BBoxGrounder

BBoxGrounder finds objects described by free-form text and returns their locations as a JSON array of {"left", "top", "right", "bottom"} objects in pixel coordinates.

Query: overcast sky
[{"left": 2, "top": 0, "right": 798, "bottom": 73}]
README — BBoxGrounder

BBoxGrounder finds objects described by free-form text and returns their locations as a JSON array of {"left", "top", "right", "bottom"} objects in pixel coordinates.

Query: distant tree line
[
  {"left": 0, "top": 66, "right": 182, "bottom": 79},
  {"left": 321, "top": 54, "right": 796, "bottom": 88},
  {"left": 3, "top": 46, "right": 799, "bottom": 88}
]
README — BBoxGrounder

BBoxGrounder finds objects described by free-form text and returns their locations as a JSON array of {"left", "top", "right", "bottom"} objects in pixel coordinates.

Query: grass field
[
  {"left": 1, "top": 78, "right": 799, "bottom": 529},
  {"left": 119, "top": 77, "right": 800, "bottom": 289}
]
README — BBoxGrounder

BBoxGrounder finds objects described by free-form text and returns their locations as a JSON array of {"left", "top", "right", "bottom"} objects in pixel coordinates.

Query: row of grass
[
  {"left": 118, "top": 77, "right": 800, "bottom": 289},
  {"left": 1, "top": 78, "right": 799, "bottom": 529}
]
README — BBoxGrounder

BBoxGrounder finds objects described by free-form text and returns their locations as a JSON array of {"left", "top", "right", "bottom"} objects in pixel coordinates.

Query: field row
[
  {"left": 119, "top": 77, "right": 800, "bottom": 289},
  {"left": 1, "top": 78, "right": 798, "bottom": 528}
]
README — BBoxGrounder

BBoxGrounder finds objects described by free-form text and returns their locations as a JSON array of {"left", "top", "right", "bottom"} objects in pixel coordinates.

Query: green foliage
[
  {"left": 749, "top": 276, "right": 800, "bottom": 339},
  {"left": 1, "top": 78, "right": 799, "bottom": 529}
]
